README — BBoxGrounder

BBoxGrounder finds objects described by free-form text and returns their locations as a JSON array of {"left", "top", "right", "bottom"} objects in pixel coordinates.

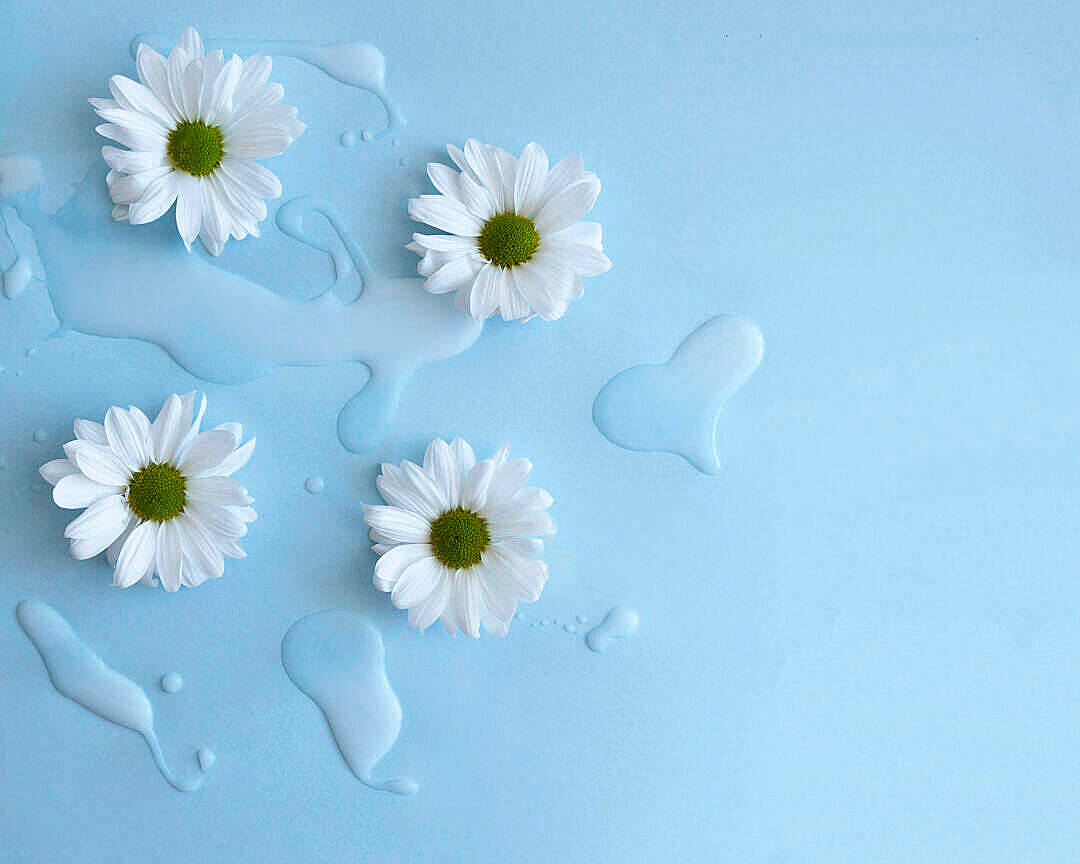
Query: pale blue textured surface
[{"left": 2, "top": 3, "right": 1079, "bottom": 862}]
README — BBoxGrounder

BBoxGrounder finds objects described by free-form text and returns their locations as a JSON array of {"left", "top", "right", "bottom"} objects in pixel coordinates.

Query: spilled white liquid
[
  {"left": 129, "top": 33, "right": 406, "bottom": 137},
  {"left": 593, "top": 315, "right": 764, "bottom": 474},
  {"left": 0, "top": 157, "right": 482, "bottom": 453},
  {"left": 585, "top": 606, "right": 641, "bottom": 653},
  {"left": 281, "top": 609, "right": 418, "bottom": 795},
  {"left": 16, "top": 599, "right": 210, "bottom": 792}
]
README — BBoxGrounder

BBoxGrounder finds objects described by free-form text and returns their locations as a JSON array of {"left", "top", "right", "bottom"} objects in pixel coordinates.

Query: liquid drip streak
[
  {"left": 0, "top": 156, "right": 482, "bottom": 454},
  {"left": 16, "top": 599, "right": 209, "bottom": 792},
  {"left": 281, "top": 609, "right": 418, "bottom": 795}
]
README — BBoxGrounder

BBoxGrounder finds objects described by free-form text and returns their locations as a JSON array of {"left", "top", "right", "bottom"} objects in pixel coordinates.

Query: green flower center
[
  {"left": 126, "top": 462, "right": 187, "bottom": 523},
  {"left": 166, "top": 120, "right": 225, "bottom": 177},
  {"left": 478, "top": 212, "right": 540, "bottom": 268},
  {"left": 429, "top": 507, "right": 490, "bottom": 569}
]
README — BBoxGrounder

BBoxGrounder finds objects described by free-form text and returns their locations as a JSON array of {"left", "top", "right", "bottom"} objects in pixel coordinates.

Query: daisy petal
[
  {"left": 391, "top": 556, "right": 442, "bottom": 609},
  {"left": 456, "top": 573, "right": 484, "bottom": 639},
  {"left": 39, "top": 459, "right": 79, "bottom": 486},
  {"left": 127, "top": 171, "right": 180, "bottom": 225},
  {"left": 177, "top": 429, "right": 239, "bottom": 477},
  {"left": 215, "top": 437, "right": 255, "bottom": 477},
  {"left": 74, "top": 419, "right": 109, "bottom": 444},
  {"left": 410, "top": 233, "right": 478, "bottom": 253},
  {"left": 423, "top": 439, "right": 460, "bottom": 507},
  {"left": 175, "top": 174, "right": 203, "bottom": 250},
  {"left": 408, "top": 195, "right": 483, "bottom": 237},
  {"left": 176, "top": 511, "right": 225, "bottom": 582},
  {"left": 156, "top": 520, "right": 183, "bottom": 591},
  {"left": 401, "top": 460, "right": 449, "bottom": 515},
  {"left": 426, "top": 162, "right": 462, "bottom": 199},
  {"left": 477, "top": 564, "right": 516, "bottom": 622},
  {"left": 483, "top": 543, "right": 548, "bottom": 602},
  {"left": 488, "top": 509, "right": 557, "bottom": 539},
  {"left": 536, "top": 241, "right": 611, "bottom": 277},
  {"left": 225, "top": 127, "right": 293, "bottom": 159},
  {"left": 101, "top": 146, "right": 166, "bottom": 176},
  {"left": 483, "top": 613, "right": 511, "bottom": 637},
  {"left": 374, "top": 543, "right": 433, "bottom": 592},
  {"left": 108, "top": 74, "right": 174, "bottom": 129},
  {"left": 114, "top": 520, "right": 158, "bottom": 588},
  {"left": 188, "top": 501, "right": 247, "bottom": 539},
  {"left": 461, "top": 459, "right": 496, "bottom": 510},
  {"left": 377, "top": 463, "right": 439, "bottom": 521},
  {"left": 482, "top": 458, "right": 532, "bottom": 515},
  {"left": 535, "top": 177, "right": 601, "bottom": 236},
  {"left": 362, "top": 505, "right": 431, "bottom": 544},
  {"left": 450, "top": 438, "right": 477, "bottom": 477},
  {"left": 409, "top": 568, "right": 451, "bottom": 633},
  {"left": 468, "top": 265, "right": 501, "bottom": 321},
  {"left": 73, "top": 443, "right": 130, "bottom": 486},
  {"left": 135, "top": 44, "right": 175, "bottom": 117},
  {"left": 104, "top": 406, "right": 150, "bottom": 471},
  {"left": 513, "top": 141, "right": 549, "bottom": 218},
  {"left": 425, "top": 253, "right": 480, "bottom": 295},
  {"left": 218, "top": 158, "right": 282, "bottom": 199},
  {"left": 64, "top": 494, "right": 128, "bottom": 544},
  {"left": 53, "top": 474, "right": 121, "bottom": 509},
  {"left": 535, "top": 154, "right": 585, "bottom": 212},
  {"left": 186, "top": 475, "right": 253, "bottom": 508},
  {"left": 150, "top": 394, "right": 186, "bottom": 462},
  {"left": 177, "top": 27, "right": 204, "bottom": 60},
  {"left": 69, "top": 504, "right": 130, "bottom": 560}
]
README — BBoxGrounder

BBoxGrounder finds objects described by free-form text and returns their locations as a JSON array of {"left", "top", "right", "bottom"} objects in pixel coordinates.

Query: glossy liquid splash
[
  {"left": 0, "top": 156, "right": 482, "bottom": 453},
  {"left": 585, "top": 606, "right": 641, "bottom": 653},
  {"left": 281, "top": 609, "right": 418, "bottom": 795},
  {"left": 593, "top": 315, "right": 764, "bottom": 474},
  {"left": 129, "top": 33, "right": 405, "bottom": 138},
  {"left": 16, "top": 599, "right": 209, "bottom": 792}
]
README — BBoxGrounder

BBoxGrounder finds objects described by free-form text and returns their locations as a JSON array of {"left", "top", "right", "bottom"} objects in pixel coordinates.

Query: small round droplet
[
  {"left": 196, "top": 748, "right": 216, "bottom": 771},
  {"left": 340, "top": 131, "right": 357, "bottom": 148},
  {"left": 304, "top": 475, "right": 325, "bottom": 494},
  {"left": 361, "top": 129, "right": 375, "bottom": 142},
  {"left": 576, "top": 614, "right": 588, "bottom": 624},
  {"left": 32, "top": 428, "right": 48, "bottom": 443},
  {"left": 25, "top": 347, "right": 37, "bottom": 358},
  {"left": 514, "top": 611, "right": 525, "bottom": 620},
  {"left": 398, "top": 158, "right": 406, "bottom": 167},
  {"left": 391, "top": 138, "right": 400, "bottom": 147},
  {"left": 160, "top": 672, "right": 183, "bottom": 694},
  {"left": 563, "top": 623, "right": 578, "bottom": 634},
  {"left": 14, "top": 370, "right": 22, "bottom": 377}
]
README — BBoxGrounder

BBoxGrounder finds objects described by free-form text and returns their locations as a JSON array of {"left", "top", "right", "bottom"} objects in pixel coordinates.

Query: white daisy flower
[
  {"left": 90, "top": 26, "right": 306, "bottom": 255},
  {"left": 38, "top": 392, "right": 257, "bottom": 591},
  {"left": 407, "top": 139, "right": 611, "bottom": 322},
  {"left": 363, "top": 438, "right": 555, "bottom": 638}
]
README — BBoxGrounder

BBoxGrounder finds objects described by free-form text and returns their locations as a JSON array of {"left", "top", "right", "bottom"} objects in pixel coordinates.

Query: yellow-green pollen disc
[
  {"left": 478, "top": 212, "right": 540, "bottom": 268},
  {"left": 127, "top": 462, "right": 187, "bottom": 523},
  {"left": 166, "top": 120, "right": 225, "bottom": 177},
  {"left": 430, "top": 507, "right": 490, "bottom": 569}
]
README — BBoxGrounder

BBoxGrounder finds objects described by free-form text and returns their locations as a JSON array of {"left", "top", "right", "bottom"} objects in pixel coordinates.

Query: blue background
[{"left": 2, "top": 1, "right": 1078, "bottom": 861}]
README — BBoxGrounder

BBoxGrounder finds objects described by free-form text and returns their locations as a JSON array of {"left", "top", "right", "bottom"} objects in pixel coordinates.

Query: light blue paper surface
[{"left": 2, "top": 2, "right": 1077, "bottom": 861}]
